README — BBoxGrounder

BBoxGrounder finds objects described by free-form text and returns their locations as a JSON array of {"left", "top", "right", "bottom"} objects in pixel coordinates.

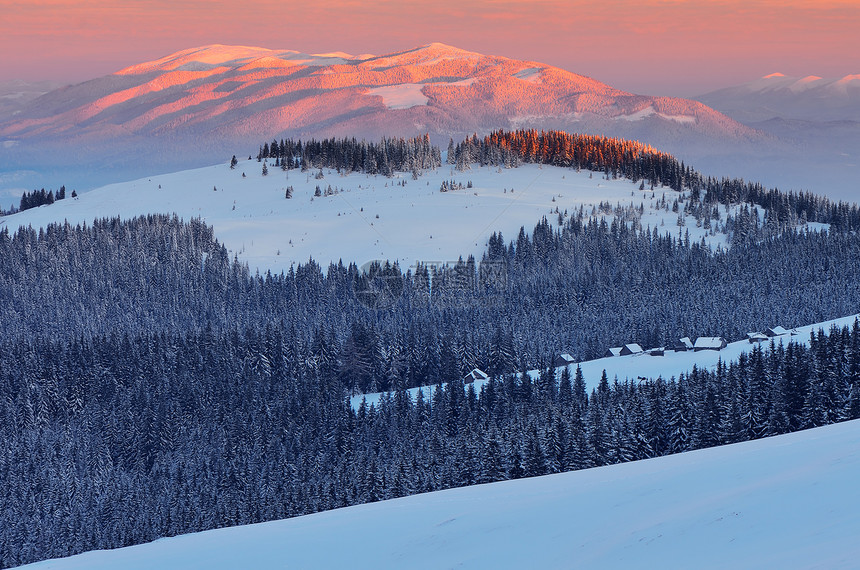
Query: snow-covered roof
[
  {"left": 558, "top": 353, "right": 575, "bottom": 362},
  {"left": 747, "top": 332, "right": 768, "bottom": 341},
  {"left": 675, "top": 337, "right": 694, "bottom": 349},
  {"left": 694, "top": 336, "right": 726, "bottom": 349},
  {"left": 464, "top": 368, "right": 489, "bottom": 382},
  {"left": 605, "top": 347, "right": 622, "bottom": 357},
  {"left": 767, "top": 326, "right": 789, "bottom": 336},
  {"left": 622, "top": 343, "right": 644, "bottom": 354}
]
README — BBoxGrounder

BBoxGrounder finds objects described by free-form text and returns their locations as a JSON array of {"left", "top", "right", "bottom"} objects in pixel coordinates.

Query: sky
[{"left": 0, "top": 0, "right": 858, "bottom": 96}]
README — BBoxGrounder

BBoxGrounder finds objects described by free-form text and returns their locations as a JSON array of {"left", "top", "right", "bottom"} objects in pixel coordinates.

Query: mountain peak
[
  {"left": 116, "top": 45, "right": 281, "bottom": 74},
  {"left": 361, "top": 42, "right": 483, "bottom": 67},
  {"left": 417, "top": 42, "right": 477, "bottom": 55},
  {"left": 763, "top": 72, "right": 786, "bottom": 79}
]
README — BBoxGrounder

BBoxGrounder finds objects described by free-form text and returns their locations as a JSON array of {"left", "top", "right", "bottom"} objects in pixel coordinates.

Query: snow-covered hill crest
[{"left": 0, "top": 160, "right": 730, "bottom": 274}]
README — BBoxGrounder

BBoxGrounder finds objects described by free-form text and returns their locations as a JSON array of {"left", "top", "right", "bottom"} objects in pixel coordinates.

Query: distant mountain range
[
  {"left": 0, "top": 79, "right": 65, "bottom": 122},
  {"left": 692, "top": 73, "right": 859, "bottom": 202},
  {"left": 696, "top": 72, "right": 860, "bottom": 123}
]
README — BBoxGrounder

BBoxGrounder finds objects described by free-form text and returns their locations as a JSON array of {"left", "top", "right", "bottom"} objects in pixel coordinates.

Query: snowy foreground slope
[
  {"left": 22, "top": 419, "right": 860, "bottom": 569},
  {"left": 0, "top": 159, "right": 728, "bottom": 274}
]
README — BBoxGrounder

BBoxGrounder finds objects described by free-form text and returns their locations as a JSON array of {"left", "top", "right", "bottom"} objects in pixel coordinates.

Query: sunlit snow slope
[{"left": 21, "top": 419, "right": 860, "bottom": 569}]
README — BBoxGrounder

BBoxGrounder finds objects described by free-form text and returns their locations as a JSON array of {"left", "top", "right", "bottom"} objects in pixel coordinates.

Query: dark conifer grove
[{"left": 256, "top": 134, "right": 441, "bottom": 176}]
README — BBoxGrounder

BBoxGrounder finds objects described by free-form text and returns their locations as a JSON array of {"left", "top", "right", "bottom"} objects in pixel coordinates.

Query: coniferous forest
[
  {"left": 4, "top": 214, "right": 860, "bottom": 381},
  {"left": 2, "top": 131, "right": 860, "bottom": 566}
]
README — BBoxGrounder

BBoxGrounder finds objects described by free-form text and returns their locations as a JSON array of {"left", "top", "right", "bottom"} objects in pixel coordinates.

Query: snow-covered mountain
[
  {"left": 1, "top": 43, "right": 751, "bottom": 144},
  {"left": 0, "top": 43, "right": 760, "bottom": 198},
  {"left": 19, "top": 417, "right": 860, "bottom": 569},
  {"left": 7, "top": 45, "right": 860, "bottom": 204}
]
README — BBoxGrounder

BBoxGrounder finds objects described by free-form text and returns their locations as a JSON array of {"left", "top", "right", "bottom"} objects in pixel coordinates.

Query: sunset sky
[{"left": 1, "top": 0, "right": 858, "bottom": 96}]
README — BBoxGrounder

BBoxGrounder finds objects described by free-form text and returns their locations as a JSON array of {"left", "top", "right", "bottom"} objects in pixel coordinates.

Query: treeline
[
  {"left": 1, "top": 313, "right": 857, "bottom": 567},
  {"left": 255, "top": 134, "right": 441, "bottom": 176},
  {"left": 450, "top": 129, "right": 860, "bottom": 231}
]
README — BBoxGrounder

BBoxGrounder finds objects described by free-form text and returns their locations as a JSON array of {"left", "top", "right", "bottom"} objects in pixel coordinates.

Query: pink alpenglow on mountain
[{"left": 0, "top": 43, "right": 754, "bottom": 145}]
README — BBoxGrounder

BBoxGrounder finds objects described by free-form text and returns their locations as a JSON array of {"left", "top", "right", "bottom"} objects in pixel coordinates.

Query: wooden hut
[
  {"left": 619, "top": 343, "right": 644, "bottom": 356},
  {"left": 553, "top": 354, "right": 576, "bottom": 368}
]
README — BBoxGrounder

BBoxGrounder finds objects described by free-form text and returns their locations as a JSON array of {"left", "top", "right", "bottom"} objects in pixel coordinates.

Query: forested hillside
[
  {"left": 449, "top": 130, "right": 860, "bottom": 231},
  {"left": 4, "top": 131, "right": 860, "bottom": 567},
  {"left": 4, "top": 213, "right": 860, "bottom": 388},
  {"left": 2, "top": 212, "right": 860, "bottom": 566},
  {"left": 255, "top": 129, "right": 860, "bottom": 232},
  {"left": 2, "top": 282, "right": 858, "bottom": 566}
]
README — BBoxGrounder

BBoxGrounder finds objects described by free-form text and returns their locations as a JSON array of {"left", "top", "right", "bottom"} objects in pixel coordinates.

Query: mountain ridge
[
  {"left": 696, "top": 72, "right": 860, "bottom": 122},
  {"left": 0, "top": 42, "right": 757, "bottom": 150},
  {"left": 21, "top": 44, "right": 860, "bottom": 207}
]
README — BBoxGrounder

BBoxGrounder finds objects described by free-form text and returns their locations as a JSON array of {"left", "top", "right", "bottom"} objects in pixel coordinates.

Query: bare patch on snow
[
  {"left": 618, "top": 105, "right": 696, "bottom": 124},
  {"left": 513, "top": 68, "right": 543, "bottom": 83},
  {"left": 366, "top": 84, "right": 428, "bottom": 109}
]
